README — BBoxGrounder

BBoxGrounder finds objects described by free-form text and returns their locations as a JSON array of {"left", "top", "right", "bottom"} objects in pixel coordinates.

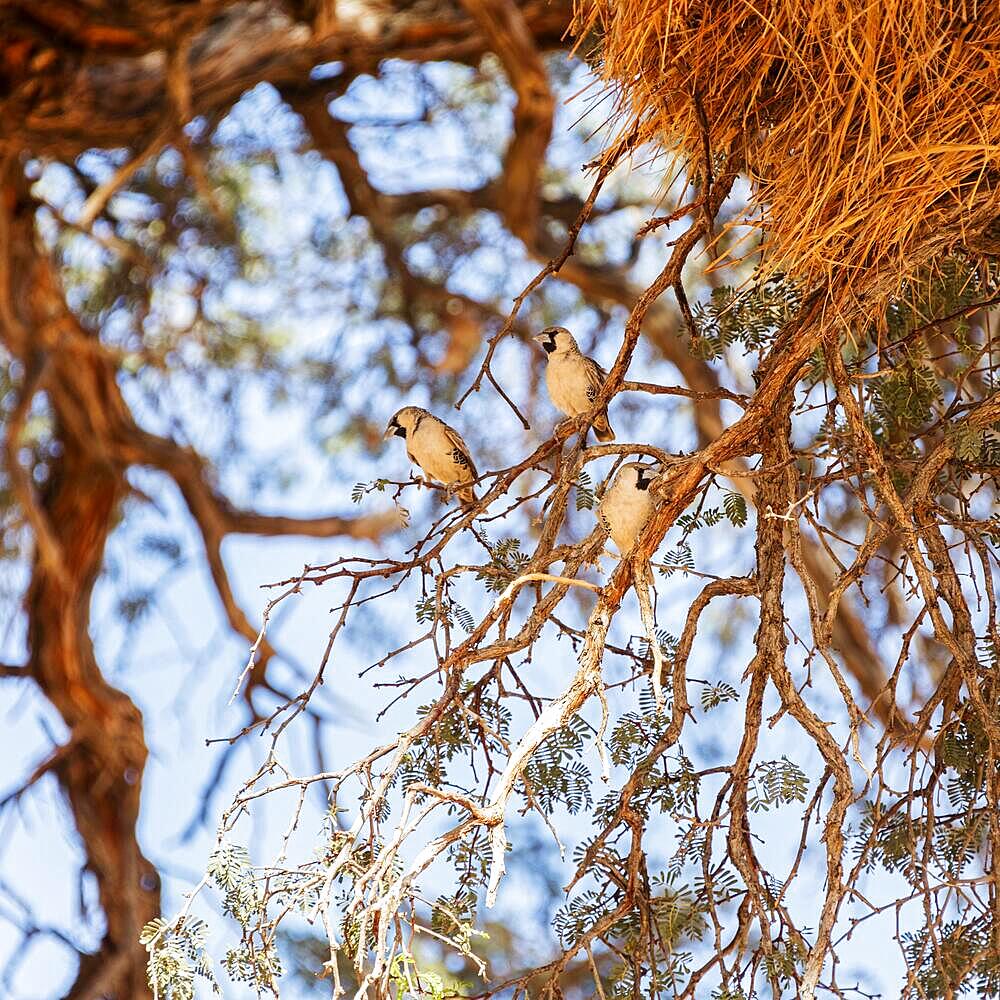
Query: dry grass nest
[{"left": 574, "top": 0, "right": 1000, "bottom": 299}]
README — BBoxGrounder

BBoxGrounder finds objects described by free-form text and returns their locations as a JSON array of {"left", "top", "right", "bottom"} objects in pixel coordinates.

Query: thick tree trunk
[{"left": 4, "top": 174, "right": 158, "bottom": 999}]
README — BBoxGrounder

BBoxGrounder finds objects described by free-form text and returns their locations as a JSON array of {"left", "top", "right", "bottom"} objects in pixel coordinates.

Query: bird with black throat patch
[
  {"left": 532, "top": 326, "right": 615, "bottom": 442},
  {"left": 384, "top": 406, "right": 479, "bottom": 509},
  {"left": 597, "top": 462, "right": 658, "bottom": 554},
  {"left": 597, "top": 460, "right": 669, "bottom": 710}
]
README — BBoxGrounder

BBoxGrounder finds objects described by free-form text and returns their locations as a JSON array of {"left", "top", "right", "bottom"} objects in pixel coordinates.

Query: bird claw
[
  {"left": 442, "top": 481, "right": 473, "bottom": 513},
  {"left": 583, "top": 548, "right": 618, "bottom": 573}
]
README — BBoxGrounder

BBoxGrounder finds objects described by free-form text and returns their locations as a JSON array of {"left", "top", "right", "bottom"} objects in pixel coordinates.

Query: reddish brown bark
[
  {"left": 1, "top": 158, "right": 406, "bottom": 992},
  {"left": 0, "top": 0, "right": 574, "bottom": 159},
  {"left": 5, "top": 2, "right": 991, "bottom": 995},
  {"left": 4, "top": 171, "right": 159, "bottom": 999}
]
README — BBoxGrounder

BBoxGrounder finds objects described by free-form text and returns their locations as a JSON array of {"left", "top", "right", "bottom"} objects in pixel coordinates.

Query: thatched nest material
[{"left": 575, "top": 0, "right": 1000, "bottom": 295}]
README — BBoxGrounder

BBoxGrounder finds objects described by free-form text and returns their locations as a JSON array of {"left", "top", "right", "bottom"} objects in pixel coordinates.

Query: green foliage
[
  {"left": 988, "top": 514, "right": 1000, "bottom": 545},
  {"left": 852, "top": 255, "right": 1000, "bottom": 476},
  {"left": 761, "top": 937, "right": 808, "bottom": 992},
  {"left": 603, "top": 693, "right": 700, "bottom": 822},
  {"left": 638, "top": 629, "right": 679, "bottom": 664},
  {"left": 351, "top": 479, "right": 410, "bottom": 523},
  {"left": 700, "top": 680, "right": 739, "bottom": 711},
  {"left": 352, "top": 479, "right": 390, "bottom": 503},
  {"left": 554, "top": 887, "right": 614, "bottom": 948},
  {"left": 389, "top": 951, "right": 469, "bottom": 1000},
  {"left": 608, "top": 696, "right": 672, "bottom": 771},
  {"left": 748, "top": 757, "right": 808, "bottom": 813},
  {"left": 649, "top": 876, "right": 709, "bottom": 949},
  {"left": 884, "top": 256, "right": 988, "bottom": 345},
  {"left": 430, "top": 881, "right": 489, "bottom": 960},
  {"left": 855, "top": 801, "right": 920, "bottom": 877},
  {"left": 415, "top": 594, "right": 475, "bottom": 633},
  {"left": 676, "top": 507, "right": 724, "bottom": 530},
  {"left": 690, "top": 275, "right": 802, "bottom": 360},
  {"left": 141, "top": 917, "right": 219, "bottom": 1000},
  {"left": 224, "top": 946, "right": 283, "bottom": 990},
  {"left": 398, "top": 689, "right": 511, "bottom": 792},
  {"left": 201, "top": 842, "right": 282, "bottom": 994},
  {"left": 454, "top": 603, "right": 476, "bottom": 633},
  {"left": 208, "top": 842, "right": 259, "bottom": 926},
  {"left": 660, "top": 540, "right": 694, "bottom": 574},
  {"left": 476, "top": 537, "right": 530, "bottom": 594},
  {"left": 722, "top": 490, "right": 747, "bottom": 527},
  {"left": 869, "top": 348, "right": 942, "bottom": 441},
  {"left": 522, "top": 714, "right": 593, "bottom": 815},
  {"left": 431, "top": 889, "right": 477, "bottom": 940},
  {"left": 575, "top": 469, "right": 596, "bottom": 511},
  {"left": 556, "top": 870, "right": 713, "bottom": 997},
  {"left": 903, "top": 918, "right": 1000, "bottom": 999},
  {"left": 664, "top": 489, "right": 747, "bottom": 580}
]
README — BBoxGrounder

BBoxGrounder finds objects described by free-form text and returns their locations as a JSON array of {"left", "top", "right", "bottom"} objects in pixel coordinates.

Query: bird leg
[
  {"left": 555, "top": 414, "right": 591, "bottom": 442},
  {"left": 582, "top": 527, "right": 616, "bottom": 571}
]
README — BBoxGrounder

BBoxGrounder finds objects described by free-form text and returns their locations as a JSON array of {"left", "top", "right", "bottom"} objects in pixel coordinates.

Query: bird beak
[
  {"left": 383, "top": 423, "right": 397, "bottom": 441},
  {"left": 637, "top": 466, "right": 659, "bottom": 491},
  {"left": 532, "top": 334, "right": 548, "bottom": 347}
]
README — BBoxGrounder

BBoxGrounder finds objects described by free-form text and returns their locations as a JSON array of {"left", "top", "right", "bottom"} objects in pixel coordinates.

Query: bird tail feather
[
  {"left": 594, "top": 411, "right": 615, "bottom": 443},
  {"left": 459, "top": 486, "right": 477, "bottom": 509}
]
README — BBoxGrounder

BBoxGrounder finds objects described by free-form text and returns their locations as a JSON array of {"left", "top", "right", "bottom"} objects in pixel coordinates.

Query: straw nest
[{"left": 575, "top": 0, "right": 1000, "bottom": 297}]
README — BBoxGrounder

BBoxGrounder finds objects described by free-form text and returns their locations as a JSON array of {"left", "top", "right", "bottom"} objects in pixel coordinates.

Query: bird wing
[
  {"left": 583, "top": 356, "right": 608, "bottom": 404},
  {"left": 441, "top": 423, "right": 478, "bottom": 480}
]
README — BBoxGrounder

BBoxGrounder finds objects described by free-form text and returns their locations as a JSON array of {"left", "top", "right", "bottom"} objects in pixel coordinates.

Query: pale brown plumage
[
  {"left": 532, "top": 326, "right": 615, "bottom": 442},
  {"left": 598, "top": 462, "right": 657, "bottom": 553},
  {"left": 384, "top": 406, "right": 478, "bottom": 508},
  {"left": 598, "top": 460, "right": 666, "bottom": 707}
]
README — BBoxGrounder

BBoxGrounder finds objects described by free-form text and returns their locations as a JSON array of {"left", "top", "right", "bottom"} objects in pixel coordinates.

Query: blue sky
[{"left": 0, "top": 56, "right": 929, "bottom": 999}]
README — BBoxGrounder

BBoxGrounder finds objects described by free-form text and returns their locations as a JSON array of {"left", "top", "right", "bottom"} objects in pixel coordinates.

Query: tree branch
[
  {"left": 458, "top": 0, "right": 554, "bottom": 244},
  {"left": 2, "top": 0, "right": 576, "bottom": 158},
  {"left": 0, "top": 163, "right": 160, "bottom": 999},
  {"left": 129, "top": 429, "right": 404, "bottom": 705}
]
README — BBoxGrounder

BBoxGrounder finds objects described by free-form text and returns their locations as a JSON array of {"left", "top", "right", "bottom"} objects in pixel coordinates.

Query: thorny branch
[
  {"left": 4, "top": 3, "right": 1000, "bottom": 997},
  {"left": 152, "top": 119, "right": 1000, "bottom": 1000}
]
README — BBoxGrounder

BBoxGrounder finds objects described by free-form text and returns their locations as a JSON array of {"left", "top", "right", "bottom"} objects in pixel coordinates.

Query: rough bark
[
  {"left": 4, "top": 1, "right": 995, "bottom": 994},
  {"left": 0, "top": 5, "right": 579, "bottom": 990},
  {"left": 0, "top": 0, "right": 574, "bottom": 158},
  {"left": 4, "top": 168, "right": 159, "bottom": 1000}
]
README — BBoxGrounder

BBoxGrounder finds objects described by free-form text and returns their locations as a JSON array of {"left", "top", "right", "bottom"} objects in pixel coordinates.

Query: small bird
[
  {"left": 598, "top": 461, "right": 666, "bottom": 711},
  {"left": 533, "top": 326, "right": 615, "bottom": 442},
  {"left": 384, "top": 406, "right": 479, "bottom": 508},
  {"left": 598, "top": 462, "right": 658, "bottom": 553}
]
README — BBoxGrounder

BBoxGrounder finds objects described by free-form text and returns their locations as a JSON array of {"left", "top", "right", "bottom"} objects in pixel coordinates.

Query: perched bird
[
  {"left": 598, "top": 461, "right": 666, "bottom": 710},
  {"left": 533, "top": 326, "right": 615, "bottom": 442},
  {"left": 384, "top": 406, "right": 478, "bottom": 508},
  {"left": 598, "top": 462, "right": 658, "bottom": 553}
]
